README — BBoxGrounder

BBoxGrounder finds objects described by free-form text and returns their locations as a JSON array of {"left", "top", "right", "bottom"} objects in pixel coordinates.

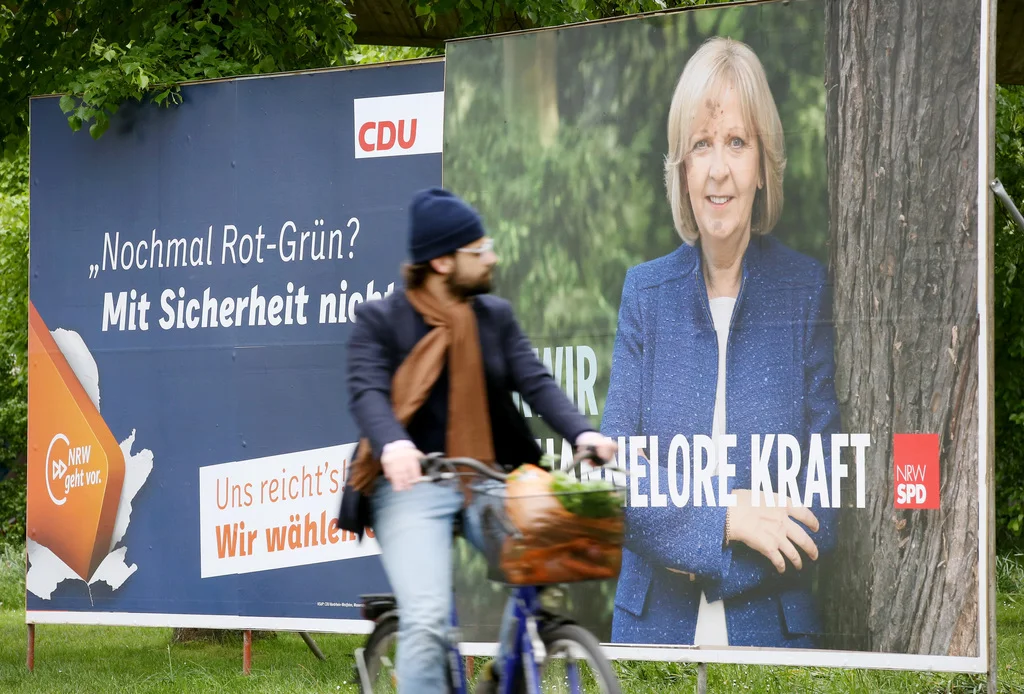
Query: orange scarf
[{"left": 347, "top": 287, "right": 496, "bottom": 493}]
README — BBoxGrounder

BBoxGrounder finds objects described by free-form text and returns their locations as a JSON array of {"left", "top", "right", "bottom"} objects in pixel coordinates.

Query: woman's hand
[{"left": 726, "top": 489, "right": 820, "bottom": 573}]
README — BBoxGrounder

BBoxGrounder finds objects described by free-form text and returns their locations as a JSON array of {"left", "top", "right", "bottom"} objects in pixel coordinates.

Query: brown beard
[{"left": 446, "top": 269, "right": 492, "bottom": 299}]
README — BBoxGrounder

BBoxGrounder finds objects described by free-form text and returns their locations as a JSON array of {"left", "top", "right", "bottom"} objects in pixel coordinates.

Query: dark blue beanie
[{"left": 408, "top": 187, "right": 485, "bottom": 264}]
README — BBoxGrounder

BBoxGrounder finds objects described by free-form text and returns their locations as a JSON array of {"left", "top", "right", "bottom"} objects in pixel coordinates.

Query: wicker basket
[{"left": 473, "top": 464, "right": 625, "bottom": 586}]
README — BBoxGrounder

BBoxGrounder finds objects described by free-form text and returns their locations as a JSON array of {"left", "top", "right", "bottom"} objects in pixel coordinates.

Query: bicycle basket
[{"left": 473, "top": 464, "right": 625, "bottom": 586}]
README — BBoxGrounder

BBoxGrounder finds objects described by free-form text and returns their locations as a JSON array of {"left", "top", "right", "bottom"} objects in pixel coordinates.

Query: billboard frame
[
  {"left": 23, "top": 55, "right": 444, "bottom": 638},
  {"left": 440, "top": 0, "right": 997, "bottom": 677}
]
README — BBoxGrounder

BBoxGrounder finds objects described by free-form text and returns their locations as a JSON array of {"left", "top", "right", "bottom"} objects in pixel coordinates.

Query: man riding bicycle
[{"left": 345, "top": 187, "right": 617, "bottom": 692}]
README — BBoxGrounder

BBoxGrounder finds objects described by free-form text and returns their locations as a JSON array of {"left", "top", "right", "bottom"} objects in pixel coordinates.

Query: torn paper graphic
[{"left": 25, "top": 322, "right": 154, "bottom": 600}]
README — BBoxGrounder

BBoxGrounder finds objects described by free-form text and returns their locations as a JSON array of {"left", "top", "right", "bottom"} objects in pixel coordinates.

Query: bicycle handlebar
[
  {"left": 419, "top": 453, "right": 509, "bottom": 482},
  {"left": 416, "top": 447, "right": 626, "bottom": 485}
]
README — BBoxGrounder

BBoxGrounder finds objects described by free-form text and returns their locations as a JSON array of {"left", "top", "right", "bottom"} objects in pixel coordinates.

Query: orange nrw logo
[{"left": 27, "top": 303, "right": 125, "bottom": 582}]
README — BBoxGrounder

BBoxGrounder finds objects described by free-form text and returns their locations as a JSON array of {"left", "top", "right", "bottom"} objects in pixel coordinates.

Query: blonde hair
[{"left": 664, "top": 37, "right": 786, "bottom": 245}]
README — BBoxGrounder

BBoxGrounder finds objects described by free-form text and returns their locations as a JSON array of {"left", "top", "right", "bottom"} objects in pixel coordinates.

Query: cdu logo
[{"left": 353, "top": 91, "right": 443, "bottom": 159}]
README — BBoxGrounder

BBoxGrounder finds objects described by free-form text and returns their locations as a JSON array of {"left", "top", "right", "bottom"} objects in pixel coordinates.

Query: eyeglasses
[{"left": 456, "top": 238, "right": 495, "bottom": 255}]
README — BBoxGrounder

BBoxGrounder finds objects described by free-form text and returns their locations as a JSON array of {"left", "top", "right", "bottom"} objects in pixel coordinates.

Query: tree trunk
[
  {"left": 820, "top": 0, "right": 980, "bottom": 656},
  {"left": 502, "top": 32, "right": 559, "bottom": 148}
]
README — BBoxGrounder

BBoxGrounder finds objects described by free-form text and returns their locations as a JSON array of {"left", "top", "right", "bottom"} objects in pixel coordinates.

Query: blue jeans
[{"left": 371, "top": 477, "right": 514, "bottom": 693}]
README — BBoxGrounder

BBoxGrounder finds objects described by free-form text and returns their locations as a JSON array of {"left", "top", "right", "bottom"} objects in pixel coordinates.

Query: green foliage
[
  {"left": 0, "top": 466, "right": 25, "bottom": 549},
  {"left": 0, "top": 145, "right": 27, "bottom": 550},
  {"left": 0, "top": 542, "right": 24, "bottom": 609},
  {"left": 412, "top": 0, "right": 720, "bottom": 35},
  {"left": 995, "top": 84, "right": 1024, "bottom": 548},
  {"left": 997, "top": 553, "right": 1024, "bottom": 594},
  {"left": 349, "top": 45, "right": 438, "bottom": 64},
  {"left": 0, "top": 0, "right": 357, "bottom": 148},
  {"left": 0, "top": 146, "right": 28, "bottom": 373}
]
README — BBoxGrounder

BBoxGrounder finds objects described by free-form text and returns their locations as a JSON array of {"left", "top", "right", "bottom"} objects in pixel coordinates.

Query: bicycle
[{"left": 354, "top": 451, "right": 626, "bottom": 693}]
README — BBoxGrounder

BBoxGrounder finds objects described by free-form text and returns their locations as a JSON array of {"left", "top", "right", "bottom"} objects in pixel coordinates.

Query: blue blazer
[{"left": 601, "top": 235, "right": 841, "bottom": 648}]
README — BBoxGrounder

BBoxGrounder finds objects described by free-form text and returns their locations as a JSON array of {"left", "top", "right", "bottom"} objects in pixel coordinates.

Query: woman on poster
[{"left": 602, "top": 37, "right": 841, "bottom": 648}]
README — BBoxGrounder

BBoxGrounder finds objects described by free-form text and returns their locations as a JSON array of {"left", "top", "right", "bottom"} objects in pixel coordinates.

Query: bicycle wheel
[
  {"left": 536, "top": 624, "right": 620, "bottom": 694},
  {"left": 360, "top": 614, "right": 400, "bottom": 693},
  {"left": 359, "top": 614, "right": 460, "bottom": 693},
  {"left": 474, "top": 658, "right": 524, "bottom": 694},
  {"left": 476, "top": 623, "right": 620, "bottom": 694}
]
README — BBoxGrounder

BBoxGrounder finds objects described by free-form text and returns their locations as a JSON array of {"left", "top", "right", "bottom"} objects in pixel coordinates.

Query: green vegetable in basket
[
  {"left": 549, "top": 471, "right": 622, "bottom": 518},
  {"left": 539, "top": 454, "right": 558, "bottom": 471}
]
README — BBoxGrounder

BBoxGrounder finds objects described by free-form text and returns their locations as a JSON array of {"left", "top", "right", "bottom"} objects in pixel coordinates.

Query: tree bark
[{"left": 820, "top": 0, "right": 980, "bottom": 656}]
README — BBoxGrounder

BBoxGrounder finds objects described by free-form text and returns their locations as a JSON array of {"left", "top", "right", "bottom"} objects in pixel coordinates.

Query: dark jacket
[
  {"left": 347, "top": 291, "right": 594, "bottom": 471},
  {"left": 601, "top": 234, "right": 841, "bottom": 648}
]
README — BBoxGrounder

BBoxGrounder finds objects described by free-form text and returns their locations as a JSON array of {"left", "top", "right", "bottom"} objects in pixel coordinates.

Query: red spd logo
[
  {"left": 353, "top": 92, "right": 442, "bottom": 159},
  {"left": 893, "top": 433, "right": 940, "bottom": 509}
]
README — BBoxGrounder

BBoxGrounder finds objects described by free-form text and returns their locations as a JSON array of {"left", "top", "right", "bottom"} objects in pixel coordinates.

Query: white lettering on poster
[{"left": 617, "top": 434, "right": 870, "bottom": 510}]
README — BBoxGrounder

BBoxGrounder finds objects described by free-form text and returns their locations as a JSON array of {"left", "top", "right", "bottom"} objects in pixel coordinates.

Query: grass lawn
[{"left": 0, "top": 545, "right": 1020, "bottom": 693}]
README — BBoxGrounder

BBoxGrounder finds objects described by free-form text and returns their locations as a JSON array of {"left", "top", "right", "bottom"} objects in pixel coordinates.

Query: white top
[{"left": 693, "top": 296, "right": 735, "bottom": 647}]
